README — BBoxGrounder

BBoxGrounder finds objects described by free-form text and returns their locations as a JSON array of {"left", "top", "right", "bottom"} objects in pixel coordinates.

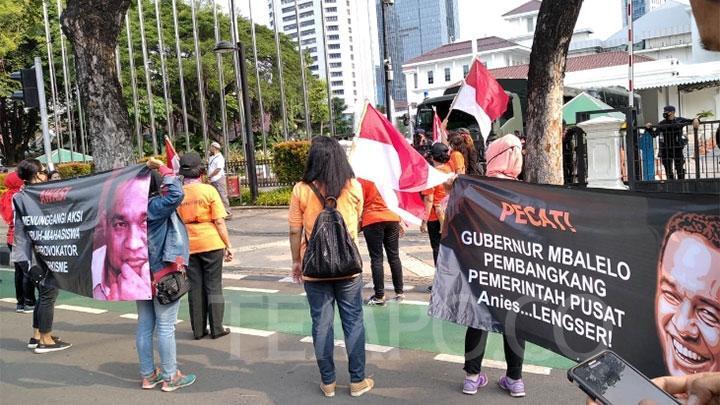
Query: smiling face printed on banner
[{"left": 655, "top": 215, "right": 720, "bottom": 376}]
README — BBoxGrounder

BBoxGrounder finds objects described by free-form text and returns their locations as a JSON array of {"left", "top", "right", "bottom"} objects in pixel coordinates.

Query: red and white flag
[
  {"left": 449, "top": 58, "right": 509, "bottom": 140},
  {"left": 432, "top": 107, "right": 447, "bottom": 144},
  {"left": 164, "top": 136, "right": 180, "bottom": 175},
  {"left": 350, "top": 103, "right": 451, "bottom": 226}
]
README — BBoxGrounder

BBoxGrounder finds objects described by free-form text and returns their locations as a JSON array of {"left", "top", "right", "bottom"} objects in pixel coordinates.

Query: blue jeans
[
  {"left": 304, "top": 276, "right": 366, "bottom": 384},
  {"left": 136, "top": 298, "right": 179, "bottom": 381}
]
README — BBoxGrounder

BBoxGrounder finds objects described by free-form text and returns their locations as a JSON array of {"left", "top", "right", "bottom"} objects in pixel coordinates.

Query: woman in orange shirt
[
  {"left": 421, "top": 143, "right": 453, "bottom": 266},
  {"left": 288, "top": 137, "right": 373, "bottom": 398},
  {"left": 358, "top": 179, "right": 404, "bottom": 306},
  {"left": 176, "top": 152, "right": 233, "bottom": 340},
  {"left": 448, "top": 129, "right": 482, "bottom": 175}
]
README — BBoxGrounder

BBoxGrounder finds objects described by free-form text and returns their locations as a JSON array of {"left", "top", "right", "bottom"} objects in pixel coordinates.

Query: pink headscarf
[{"left": 485, "top": 134, "right": 523, "bottom": 180}]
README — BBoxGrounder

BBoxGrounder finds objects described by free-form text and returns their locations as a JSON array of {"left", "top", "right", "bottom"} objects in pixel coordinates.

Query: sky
[{"left": 235, "top": 0, "right": 691, "bottom": 43}]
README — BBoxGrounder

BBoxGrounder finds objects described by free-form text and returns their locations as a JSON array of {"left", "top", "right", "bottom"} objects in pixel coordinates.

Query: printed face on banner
[
  {"left": 656, "top": 227, "right": 720, "bottom": 376},
  {"left": 92, "top": 175, "right": 151, "bottom": 301}
]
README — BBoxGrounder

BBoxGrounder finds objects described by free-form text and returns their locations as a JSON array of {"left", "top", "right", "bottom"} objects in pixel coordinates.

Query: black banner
[
  {"left": 13, "top": 165, "right": 151, "bottom": 301},
  {"left": 429, "top": 176, "right": 720, "bottom": 378}
]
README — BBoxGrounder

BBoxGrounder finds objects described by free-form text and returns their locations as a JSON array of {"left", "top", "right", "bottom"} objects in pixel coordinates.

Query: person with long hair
[
  {"left": 1, "top": 171, "right": 35, "bottom": 313},
  {"left": 421, "top": 143, "right": 453, "bottom": 266},
  {"left": 288, "top": 136, "right": 374, "bottom": 398},
  {"left": 176, "top": 152, "right": 233, "bottom": 340},
  {"left": 448, "top": 129, "right": 482, "bottom": 175},
  {"left": 12, "top": 159, "right": 71, "bottom": 353},
  {"left": 463, "top": 134, "right": 526, "bottom": 398}
]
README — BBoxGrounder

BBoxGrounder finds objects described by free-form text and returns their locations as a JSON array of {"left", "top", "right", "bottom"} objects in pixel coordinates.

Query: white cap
[{"left": 210, "top": 141, "right": 222, "bottom": 149}]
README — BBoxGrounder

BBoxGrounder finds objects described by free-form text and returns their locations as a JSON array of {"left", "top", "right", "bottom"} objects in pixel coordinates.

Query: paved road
[{"left": 0, "top": 208, "right": 587, "bottom": 403}]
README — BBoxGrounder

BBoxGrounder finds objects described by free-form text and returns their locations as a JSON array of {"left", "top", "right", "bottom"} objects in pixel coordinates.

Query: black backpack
[{"left": 302, "top": 182, "right": 363, "bottom": 279}]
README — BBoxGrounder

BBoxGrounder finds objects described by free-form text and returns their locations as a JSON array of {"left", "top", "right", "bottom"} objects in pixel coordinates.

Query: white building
[
  {"left": 267, "top": 0, "right": 379, "bottom": 117},
  {"left": 401, "top": 36, "right": 530, "bottom": 114}
]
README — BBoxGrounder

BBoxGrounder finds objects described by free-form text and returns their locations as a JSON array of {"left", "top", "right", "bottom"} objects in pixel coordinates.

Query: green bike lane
[{"left": 0, "top": 270, "right": 575, "bottom": 370}]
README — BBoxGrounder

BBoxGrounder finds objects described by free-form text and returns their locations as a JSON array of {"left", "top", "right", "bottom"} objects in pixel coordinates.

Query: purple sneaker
[
  {"left": 462, "top": 373, "right": 488, "bottom": 395},
  {"left": 498, "top": 376, "right": 526, "bottom": 397}
]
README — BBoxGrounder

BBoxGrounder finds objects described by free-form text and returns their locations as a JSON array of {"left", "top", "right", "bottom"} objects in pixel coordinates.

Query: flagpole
[
  {"left": 212, "top": 0, "right": 230, "bottom": 154},
  {"left": 271, "top": 0, "right": 289, "bottom": 140},
  {"left": 190, "top": 0, "right": 209, "bottom": 154},
  {"left": 56, "top": 0, "right": 73, "bottom": 159},
  {"left": 228, "top": 0, "right": 248, "bottom": 153},
  {"left": 171, "top": 0, "right": 190, "bottom": 151},
  {"left": 319, "top": 0, "right": 335, "bottom": 137},
  {"left": 294, "top": 0, "right": 312, "bottom": 138},
  {"left": 41, "top": 0, "right": 62, "bottom": 152},
  {"left": 125, "top": 13, "right": 143, "bottom": 157},
  {"left": 154, "top": 0, "right": 174, "bottom": 139},
  {"left": 138, "top": 0, "right": 158, "bottom": 155},
  {"left": 249, "top": 0, "right": 268, "bottom": 154}
]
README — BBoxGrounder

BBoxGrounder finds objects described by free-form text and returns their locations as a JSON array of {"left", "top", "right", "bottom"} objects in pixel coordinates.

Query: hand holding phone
[{"left": 568, "top": 350, "right": 680, "bottom": 405}]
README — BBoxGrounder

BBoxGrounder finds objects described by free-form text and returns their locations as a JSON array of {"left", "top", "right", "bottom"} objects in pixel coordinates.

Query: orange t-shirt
[
  {"left": 448, "top": 150, "right": 465, "bottom": 174},
  {"left": 358, "top": 178, "right": 400, "bottom": 228},
  {"left": 288, "top": 179, "right": 363, "bottom": 257},
  {"left": 421, "top": 163, "right": 452, "bottom": 221},
  {"left": 176, "top": 183, "right": 228, "bottom": 254}
]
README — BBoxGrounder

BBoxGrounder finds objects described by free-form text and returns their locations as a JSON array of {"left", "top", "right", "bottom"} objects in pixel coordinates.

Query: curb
[{"left": 229, "top": 206, "right": 289, "bottom": 210}]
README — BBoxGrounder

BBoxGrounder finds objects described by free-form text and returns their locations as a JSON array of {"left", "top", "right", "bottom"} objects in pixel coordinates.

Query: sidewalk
[{"left": 224, "top": 208, "right": 437, "bottom": 283}]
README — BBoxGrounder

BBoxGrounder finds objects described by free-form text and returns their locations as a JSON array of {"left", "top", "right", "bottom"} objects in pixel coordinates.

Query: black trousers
[
  {"left": 464, "top": 327, "right": 525, "bottom": 380},
  {"left": 33, "top": 281, "right": 59, "bottom": 334},
  {"left": 10, "top": 245, "right": 36, "bottom": 307},
  {"left": 187, "top": 248, "right": 226, "bottom": 338},
  {"left": 427, "top": 220, "right": 442, "bottom": 266},
  {"left": 362, "top": 221, "right": 403, "bottom": 298},
  {"left": 661, "top": 150, "right": 685, "bottom": 179}
]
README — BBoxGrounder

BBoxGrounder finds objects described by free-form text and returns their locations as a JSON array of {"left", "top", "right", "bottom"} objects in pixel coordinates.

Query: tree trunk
[
  {"left": 61, "top": 0, "right": 134, "bottom": 171},
  {"left": 524, "top": 0, "right": 583, "bottom": 185}
]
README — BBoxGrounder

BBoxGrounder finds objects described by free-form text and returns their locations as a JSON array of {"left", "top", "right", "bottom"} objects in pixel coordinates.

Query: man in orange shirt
[{"left": 358, "top": 179, "right": 405, "bottom": 306}]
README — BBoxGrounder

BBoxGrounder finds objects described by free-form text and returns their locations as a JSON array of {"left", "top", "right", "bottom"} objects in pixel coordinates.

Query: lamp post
[
  {"left": 381, "top": 0, "right": 394, "bottom": 123},
  {"left": 214, "top": 40, "right": 258, "bottom": 204}
]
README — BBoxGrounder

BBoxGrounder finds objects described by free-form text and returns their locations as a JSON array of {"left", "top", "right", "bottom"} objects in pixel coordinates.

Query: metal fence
[
  {"left": 225, "top": 158, "right": 291, "bottom": 188},
  {"left": 566, "top": 109, "right": 720, "bottom": 193}
]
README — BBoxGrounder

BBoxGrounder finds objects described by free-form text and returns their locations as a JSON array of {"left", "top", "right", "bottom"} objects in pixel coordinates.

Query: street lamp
[
  {"left": 214, "top": 40, "right": 259, "bottom": 204},
  {"left": 381, "top": 0, "right": 394, "bottom": 123}
]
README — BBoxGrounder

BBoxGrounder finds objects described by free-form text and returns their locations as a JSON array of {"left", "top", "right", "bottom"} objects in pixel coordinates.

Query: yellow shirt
[
  {"left": 177, "top": 183, "right": 228, "bottom": 254},
  {"left": 288, "top": 179, "right": 363, "bottom": 258}
]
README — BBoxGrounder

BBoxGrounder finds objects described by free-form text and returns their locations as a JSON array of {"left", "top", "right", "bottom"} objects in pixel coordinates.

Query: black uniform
[{"left": 648, "top": 117, "right": 693, "bottom": 180}]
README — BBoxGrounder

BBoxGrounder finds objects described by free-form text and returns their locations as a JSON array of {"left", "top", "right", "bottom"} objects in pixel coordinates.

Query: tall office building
[
  {"left": 268, "top": 0, "right": 378, "bottom": 114},
  {"left": 622, "top": 0, "right": 668, "bottom": 26},
  {"left": 377, "top": 0, "right": 460, "bottom": 108}
]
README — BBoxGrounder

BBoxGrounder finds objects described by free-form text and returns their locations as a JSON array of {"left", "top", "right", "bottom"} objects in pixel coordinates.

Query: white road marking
[
  {"left": 278, "top": 276, "right": 294, "bottom": 283},
  {"left": 232, "top": 240, "right": 289, "bottom": 254},
  {"left": 222, "top": 274, "right": 248, "bottom": 280},
  {"left": 55, "top": 304, "right": 107, "bottom": 314},
  {"left": 400, "top": 300, "right": 429, "bottom": 306},
  {"left": 0, "top": 297, "right": 17, "bottom": 303},
  {"left": 298, "top": 292, "right": 307, "bottom": 296},
  {"left": 227, "top": 326, "right": 276, "bottom": 337},
  {"left": 401, "top": 253, "right": 436, "bottom": 278},
  {"left": 224, "top": 286, "right": 279, "bottom": 294},
  {"left": 119, "top": 313, "right": 183, "bottom": 324},
  {"left": 300, "top": 336, "right": 394, "bottom": 353},
  {"left": 433, "top": 354, "right": 551, "bottom": 375}
]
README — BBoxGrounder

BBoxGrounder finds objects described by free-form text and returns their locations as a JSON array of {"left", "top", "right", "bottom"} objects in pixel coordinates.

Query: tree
[
  {"left": 524, "top": 0, "right": 583, "bottom": 185},
  {"left": 62, "top": 0, "right": 134, "bottom": 171}
]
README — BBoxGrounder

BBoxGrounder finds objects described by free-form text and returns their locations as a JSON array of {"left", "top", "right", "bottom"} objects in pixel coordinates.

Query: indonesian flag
[
  {"left": 350, "top": 103, "right": 451, "bottom": 226},
  {"left": 164, "top": 136, "right": 180, "bottom": 174},
  {"left": 432, "top": 107, "right": 447, "bottom": 144},
  {"left": 449, "top": 58, "right": 509, "bottom": 140}
]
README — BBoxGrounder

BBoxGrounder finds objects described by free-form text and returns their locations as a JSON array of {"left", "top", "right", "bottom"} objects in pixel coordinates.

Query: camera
[{"left": 662, "top": 112, "right": 670, "bottom": 119}]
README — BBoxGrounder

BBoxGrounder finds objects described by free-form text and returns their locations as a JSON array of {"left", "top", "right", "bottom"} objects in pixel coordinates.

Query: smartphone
[{"left": 567, "top": 350, "right": 680, "bottom": 405}]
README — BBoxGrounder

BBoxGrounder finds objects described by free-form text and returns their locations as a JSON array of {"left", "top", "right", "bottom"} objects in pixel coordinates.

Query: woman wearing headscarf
[{"left": 462, "top": 134, "right": 526, "bottom": 398}]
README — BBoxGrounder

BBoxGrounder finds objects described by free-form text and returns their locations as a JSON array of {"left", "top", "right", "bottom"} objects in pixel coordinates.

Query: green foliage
[
  {"left": 56, "top": 162, "right": 93, "bottom": 178},
  {"left": 272, "top": 141, "right": 310, "bottom": 184},
  {"left": 229, "top": 187, "right": 291, "bottom": 207},
  {"left": 697, "top": 110, "right": 715, "bottom": 119}
]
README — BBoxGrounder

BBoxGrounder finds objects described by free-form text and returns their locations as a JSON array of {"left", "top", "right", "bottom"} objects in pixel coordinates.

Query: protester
[
  {"left": 448, "top": 129, "right": 482, "bottom": 175},
  {"left": 207, "top": 141, "right": 231, "bottom": 219},
  {"left": 176, "top": 152, "right": 233, "bottom": 340},
  {"left": 1, "top": 171, "right": 35, "bottom": 313},
  {"left": 463, "top": 134, "right": 527, "bottom": 398},
  {"left": 136, "top": 158, "right": 196, "bottom": 392},
  {"left": 12, "top": 159, "right": 71, "bottom": 353},
  {"left": 421, "top": 143, "right": 453, "bottom": 267},
  {"left": 358, "top": 178, "right": 404, "bottom": 306},
  {"left": 413, "top": 129, "right": 431, "bottom": 163},
  {"left": 47, "top": 170, "right": 61, "bottom": 181},
  {"left": 288, "top": 136, "right": 374, "bottom": 398},
  {"left": 645, "top": 106, "right": 700, "bottom": 180}
]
